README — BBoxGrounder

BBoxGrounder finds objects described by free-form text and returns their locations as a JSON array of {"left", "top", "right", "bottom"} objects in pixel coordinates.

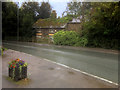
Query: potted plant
[{"left": 8, "top": 59, "right": 28, "bottom": 81}]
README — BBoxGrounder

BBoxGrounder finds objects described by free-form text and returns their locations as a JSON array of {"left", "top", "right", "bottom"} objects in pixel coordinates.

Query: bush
[
  {"left": 75, "top": 37, "right": 88, "bottom": 47},
  {"left": 0, "top": 47, "right": 7, "bottom": 56},
  {"left": 53, "top": 30, "right": 79, "bottom": 46}
]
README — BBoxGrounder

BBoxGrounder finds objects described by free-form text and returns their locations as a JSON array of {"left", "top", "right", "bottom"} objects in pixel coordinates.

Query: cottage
[
  {"left": 33, "top": 17, "right": 81, "bottom": 41},
  {"left": 33, "top": 19, "right": 65, "bottom": 40}
]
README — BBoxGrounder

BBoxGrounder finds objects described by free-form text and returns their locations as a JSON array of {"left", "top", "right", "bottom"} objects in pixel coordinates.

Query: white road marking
[{"left": 44, "top": 58, "right": 118, "bottom": 86}]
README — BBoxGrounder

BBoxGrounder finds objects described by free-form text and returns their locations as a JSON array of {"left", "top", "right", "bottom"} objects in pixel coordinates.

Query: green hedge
[
  {"left": 53, "top": 30, "right": 79, "bottom": 46},
  {"left": 53, "top": 30, "right": 88, "bottom": 47}
]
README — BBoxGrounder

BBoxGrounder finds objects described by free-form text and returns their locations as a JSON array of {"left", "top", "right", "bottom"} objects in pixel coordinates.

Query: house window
[
  {"left": 49, "top": 34, "right": 54, "bottom": 41},
  {"left": 49, "top": 34, "right": 54, "bottom": 36},
  {"left": 49, "top": 30, "right": 54, "bottom": 33},
  {"left": 37, "top": 35, "right": 42, "bottom": 38},
  {"left": 36, "top": 33, "right": 42, "bottom": 36},
  {"left": 37, "top": 30, "right": 42, "bottom": 33}
]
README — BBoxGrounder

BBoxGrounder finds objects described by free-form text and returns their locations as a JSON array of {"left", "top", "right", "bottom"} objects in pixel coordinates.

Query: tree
[
  {"left": 19, "top": 2, "right": 39, "bottom": 41},
  {"left": 19, "top": 14, "right": 34, "bottom": 38},
  {"left": 38, "top": 2, "right": 52, "bottom": 19},
  {"left": 66, "top": 1, "right": 92, "bottom": 30},
  {"left": 21, "top": 2, "right": 40, "bottom": 21},
  {"left": 2, "top": 2, "right": 18, "bottom": 40},
  {"left": 83, "top": 2, "right": 120, "bottom": 49},
  {"left": 2, "top": 1, "right": 53, "bottom": 41},
  {"left": 65, "top": 1, "right": 120, "bottom": 49}
]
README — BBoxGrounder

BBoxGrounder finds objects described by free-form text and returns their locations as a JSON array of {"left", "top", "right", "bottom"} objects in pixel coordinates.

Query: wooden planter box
[{"left": 9, "top": 66, "right": 27, "bottom": 81}]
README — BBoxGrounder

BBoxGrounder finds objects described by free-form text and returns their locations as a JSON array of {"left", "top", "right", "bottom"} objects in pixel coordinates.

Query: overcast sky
[
  {"left": 50, "top": 2, "right": 67, "bottom": 17},
  {"left": 12, "top": 0, "right": 68, "bottom": 17}
]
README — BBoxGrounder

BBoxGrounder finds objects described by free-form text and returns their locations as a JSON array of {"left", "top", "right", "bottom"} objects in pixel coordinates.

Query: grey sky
[{"left": 50, "top": 2, "right": 67, "bottom": 17}]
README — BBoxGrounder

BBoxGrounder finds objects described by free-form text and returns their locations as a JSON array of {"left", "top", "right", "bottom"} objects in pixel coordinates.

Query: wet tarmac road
[
  {"left": 3, "top": 41, "right": 118, "bottom": 84},
  {"left": 2, "top": 49, "right": 117, "bottom": 88}
]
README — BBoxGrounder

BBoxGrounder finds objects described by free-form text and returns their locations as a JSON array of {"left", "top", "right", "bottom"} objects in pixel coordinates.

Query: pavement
[{"left": 2, "top": 49, "right": 118, "bottom": 88}]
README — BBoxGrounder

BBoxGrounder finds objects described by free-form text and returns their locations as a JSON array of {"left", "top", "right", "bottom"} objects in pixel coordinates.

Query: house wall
[
  {"left": 66, "top": 23, "right": 81, "bottom": 32},
  {"left": 36, "top": 28, "right": 65, "bottom": 39}
]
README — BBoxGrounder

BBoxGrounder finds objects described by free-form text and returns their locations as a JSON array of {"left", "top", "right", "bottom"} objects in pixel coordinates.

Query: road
[{"left": 3, "top": 41, "right": 118, "bottom": 84}]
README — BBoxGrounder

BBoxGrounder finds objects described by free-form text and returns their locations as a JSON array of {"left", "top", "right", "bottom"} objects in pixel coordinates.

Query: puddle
[{"left": 48, "top": 67, "right": 54, "bottom": 70}]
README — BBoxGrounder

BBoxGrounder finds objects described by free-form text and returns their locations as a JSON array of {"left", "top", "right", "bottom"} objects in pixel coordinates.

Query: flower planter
[
  {"left": 8, "top": 59, "right": 28, "bottom": 81},
  {"left": 21, "top": 66, "right": 27, "bottom": 79},
  {"left": 9, "top": 67, "right": 13, "bottom": 78}
]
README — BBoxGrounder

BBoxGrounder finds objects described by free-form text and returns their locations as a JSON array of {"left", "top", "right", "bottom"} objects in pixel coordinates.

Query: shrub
[
  {"left": 1, "top": 47, "right": 7, "bottom": 56},
  {"left": 75, "top": 37, "right": 88, "bottom": 47},
  {"left": 53, "top": 30, "right": 79, "bottom": 46}
]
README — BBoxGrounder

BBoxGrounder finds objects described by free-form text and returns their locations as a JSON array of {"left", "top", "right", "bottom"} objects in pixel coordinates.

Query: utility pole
[{"left": 17, "top": 2, "right": 19, "bottom": 42}]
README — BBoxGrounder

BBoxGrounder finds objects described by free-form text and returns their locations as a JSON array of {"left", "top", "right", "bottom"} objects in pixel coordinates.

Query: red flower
[
  {"left": 10, "top": 65, "right": 12, "bottom": 67},
  {"left": 13, "top": 66, "right": 15, "bottom": 68}
]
